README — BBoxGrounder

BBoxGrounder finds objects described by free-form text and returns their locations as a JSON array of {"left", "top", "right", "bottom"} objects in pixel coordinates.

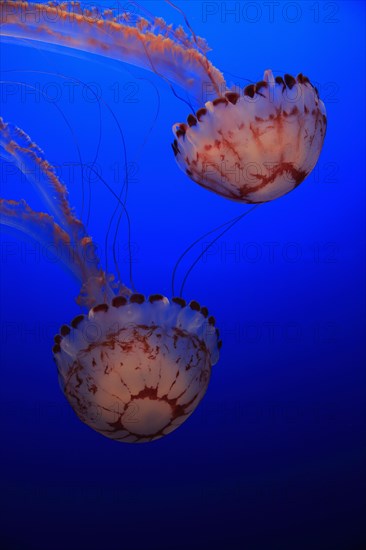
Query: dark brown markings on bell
[
  {"left": 187, "top": 114, "right": 197, "bottom": 127},
  {"left": 196, "top": 107, "right": 207, "bottom": 121},
  {"left": 189, "top": 300, "right": 201, "bottom": 311},
  {"left": 176, "top": 127, "right": 185, "bottom": 138},
  {"left": 54, "top": 334, "right": 62, "bottom": 344},
  {"left": 171, "top": 139, "right": 179, "bottom": 156},
  {"left": 256, "top": 80, "right": 268, "bottom": 92},
  {"left": 112, "top": 295, "right": 127, "bottom": 308},
  {"left": 130, "top": 293, "right": 145, "bottom": 304},
  {"left": 93, "top": 303, "right": 109, "bottom": 313},
  {"left": 149, "top": 294, "right": 164, "bottom": 303},
  {"left": 212, "top": 97, "right": 228, "bottom": 107},
  {"left": 200, "top": 306, "right": 209, "bottom": 318},
  {"left": 75, "top": 373, "right": 83, "bottom": 388},
  {"left": 242, "top": 161, "right": 308, "bottom": 195},
  {"left": 60, "top": 325, "right": 71, "bottom": 336},
  {"left": 244, "top": 84, "right": 256, "bottom": 98},
  {"left": 284, "top": 74, "right": 296, "bottom": 89},
  {"left": 53, "top": 344, "right": 61, "bottom": 354},
  {"left": 172, "top": 297, "right": 186, "bottom": 307},
  {"left": 275, "top": 76, "right": 285, "bottom": 89},
  {"left": 102, "top": 380, "right": 203, "bottom": 442},
  {"left": 208, "top": 316, "right": 216, "bottom": 326},
  {"left": 225, "top": 91, "right": 240, "bottom": 105},
  {"left": 71, "top": 315, "right": 85, "bottom": 329},
  {"left": 218, "top": 340, "right": 223, "bottom": 350},
  {"left": 186, "top": 168, "right": 193, "bottom": 177},
  {"left": 133, "top": 386, "right": 159, "bottom": 401},
  {"left": 297, "top": 73, "right": 310, "bottom": 85}
]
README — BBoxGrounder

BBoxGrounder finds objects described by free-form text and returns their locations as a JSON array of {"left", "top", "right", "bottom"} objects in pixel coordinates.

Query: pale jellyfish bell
[
  {"left": 172, "top": 70, "right": 327, "bottom": 203},
  {"left": 54, "top": 294, "right": 219, "bottom": 443},
  {"left": 0, "top": 1, "right": 327, "bottom": 204},
  {"left": 0, "top": 119, "right": 221, "bottom": 443}
]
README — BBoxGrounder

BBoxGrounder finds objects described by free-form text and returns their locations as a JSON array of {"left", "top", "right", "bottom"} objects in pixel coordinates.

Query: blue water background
[{"left": 0, "top": 1, "right": 365, "bottom": 549}]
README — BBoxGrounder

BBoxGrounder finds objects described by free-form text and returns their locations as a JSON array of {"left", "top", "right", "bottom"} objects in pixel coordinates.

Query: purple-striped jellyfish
[
  {"left": 0, "top": 119, "right": 220, "bottom": 443},
  {"left": 0, "top": 1, "right": 327, "bottom": 203}
]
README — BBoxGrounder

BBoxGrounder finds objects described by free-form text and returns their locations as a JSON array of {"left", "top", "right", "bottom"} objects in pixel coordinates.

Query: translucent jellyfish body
[
  {"left": 54, "top": 295, "right": 220, "bottom": 443},
  {"left": 172, "top": 70, "right": 327, "bottom": 203},
  {"left": 0, "top": 118, "right": 220, "bottom": 442}
]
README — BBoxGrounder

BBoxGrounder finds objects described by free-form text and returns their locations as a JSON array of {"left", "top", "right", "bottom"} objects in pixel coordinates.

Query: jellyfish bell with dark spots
[
  {"left": 0, "top": 119, "right": 220, "bottom": 443},
  {"left": 54, "top": 294, "right": 220, "bottom": 443},
  {"left": 172, "top": 70, "right": 327, "bottom": 204},
  {"left": 55, "top": 294, "right": 220, "bottom": 443}
]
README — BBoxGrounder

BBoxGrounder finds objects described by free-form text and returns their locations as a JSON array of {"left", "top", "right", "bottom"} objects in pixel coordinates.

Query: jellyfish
[
  {"left": 173, "top": 71, "right": 327, "bottom": 203},
  {"left": 0, "top": 118, "right": 221, "bottom": 443},
  {"left": 0, "top": 1, "right": 327, "bottom": 204}
]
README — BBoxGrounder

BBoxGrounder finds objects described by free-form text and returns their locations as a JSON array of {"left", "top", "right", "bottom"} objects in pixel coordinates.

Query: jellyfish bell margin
[
  {"left": 0, "top": 118, "right": 221, "bottom": 444},
  {"left": 172, "top": 70, "right": 327, "bottom": 204},
  {"left": 54, "top": 294, "right": 221, "bottom": 443}
]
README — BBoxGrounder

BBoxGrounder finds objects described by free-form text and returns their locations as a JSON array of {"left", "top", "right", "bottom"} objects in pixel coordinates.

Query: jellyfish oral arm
[
  {"left": 0, "top": 118, "right": 122, "bottom": 307},
  {"left": 0, "top": 119, "right": 84, "bottom": 237},
  {"left": 0, "top": 1, "right": 226, "bottom": 103},
  {"left": 0, "top": 198, "right": 83, "bottom": 280},
  {"left": 0, "top": 198, "right": 116, "bottom": 308}
]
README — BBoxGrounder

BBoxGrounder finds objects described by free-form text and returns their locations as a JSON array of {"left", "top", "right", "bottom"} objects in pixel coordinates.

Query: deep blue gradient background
[{"left": 0, "top": 1, "right": 365, "bottom": 549}]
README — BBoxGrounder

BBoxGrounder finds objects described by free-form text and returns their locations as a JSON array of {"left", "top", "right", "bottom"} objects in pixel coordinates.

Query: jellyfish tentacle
[
  {"left": 84, "top": 164, "right": 136, "bottom": 296},
  {"left": 172, "top": 212, "right": 245, "bottom": 296},
  {"left": 0, "top": 119, "right": 131, "bottom": 306},
  {"left": 2, "top": 69, "right": 132, "bottom": 273},
  {"left": 0, "top": 75, "right": 97, "bottom": 228},
  {"left": 0, "top": 117, "right": 95, "bottom": 287},
  {"left": 0, "top": 118, "right": 84, "bottom": 236},
  {"left": 0, "top": 197, "right": 82, "bottom": 280},
  {"left": 0, "top": 1, "right": 226, "bottom": 103},
  {"left": 179, "top": 205, "right": 260, "bottom": 297},
  {"left": 0, "top": 198, "right": 114, "bottom": 308}
]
